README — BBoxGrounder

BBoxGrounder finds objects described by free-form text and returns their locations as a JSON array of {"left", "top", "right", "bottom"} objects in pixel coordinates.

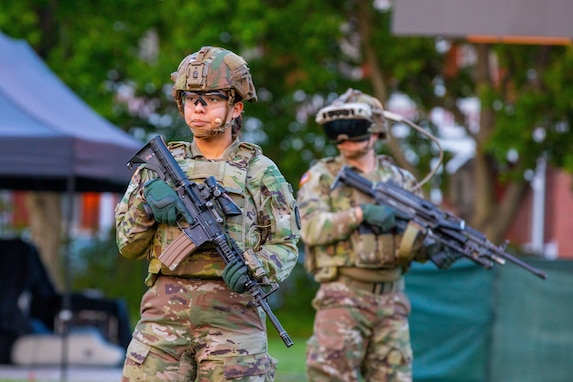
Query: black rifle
[
  {"left": 128, "top": 135, "right": 294, "bottom": 347},
  {"left": 331, "top": 165, "right": 547, "bottom": 280}
]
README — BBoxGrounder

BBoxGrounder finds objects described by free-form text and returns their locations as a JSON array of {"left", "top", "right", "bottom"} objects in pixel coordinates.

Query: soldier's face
[
  {"left": 337, "top": 135, "right": 376, "bottom": 159},
  {"left": 184, "top": 92, "right": 231, "bottom": 128},
  {"left": 183, "top": 92, "right": 243, "bottom": 139}
]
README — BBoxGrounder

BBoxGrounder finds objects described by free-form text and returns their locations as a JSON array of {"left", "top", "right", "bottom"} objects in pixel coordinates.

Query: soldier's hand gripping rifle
[
  {"left": 127, "top": 135, "right": 294, "bottom": 347},
  {"left": 331, "top": 165, "right": 547, "bottom": 280}
]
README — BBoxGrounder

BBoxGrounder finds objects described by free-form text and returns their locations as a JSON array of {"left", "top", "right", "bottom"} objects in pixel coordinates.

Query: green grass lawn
[
  {"left": 269, "top": 335, "right": 308, "bottom": 382},
  {"left": 265, "top": 304, "right": 314, "bottom": 381}
]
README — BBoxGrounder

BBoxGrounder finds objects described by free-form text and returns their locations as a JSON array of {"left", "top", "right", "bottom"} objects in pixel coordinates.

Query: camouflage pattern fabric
[
  {"left": 306, "top": 282, "right": 412, "bottom": 382},
  {"left": 297, "top": 154, "right": 423, "bottom": 382},
  {"left": 298, "top": 155, "right": 422, "bottom": 278},
  {"left": 115, "top": 137, "right": 299, "bottom": 282},
  {"left": 121, "top": 277, "right": 276, "bottom": 382},
  {"left": 116, "top": 136, "right": 299, "bottom": 381}
]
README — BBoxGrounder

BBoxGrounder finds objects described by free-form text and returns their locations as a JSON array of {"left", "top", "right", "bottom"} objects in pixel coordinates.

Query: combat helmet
[
  {"left": 315, "top": 88, "right": 388, "bottom": 143},
  {"left": 171, "top": 46, "right": 257, "bottom": 117}
]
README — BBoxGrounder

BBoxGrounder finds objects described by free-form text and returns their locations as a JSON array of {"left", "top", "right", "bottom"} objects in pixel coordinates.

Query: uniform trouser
[
  {"left": 306, "top": 281, "right": 413, "bottom": 382},
  {"left": 121, "top": 276, "right": 276, "bottom": 381}
]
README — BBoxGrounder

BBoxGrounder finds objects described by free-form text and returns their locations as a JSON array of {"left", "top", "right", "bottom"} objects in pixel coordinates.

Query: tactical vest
[
  {"left": 305, "top": 156, "right": 410, "bottom": 282},
  {"left": 146, "top": 140, "right": 261, "bottom": 281}
]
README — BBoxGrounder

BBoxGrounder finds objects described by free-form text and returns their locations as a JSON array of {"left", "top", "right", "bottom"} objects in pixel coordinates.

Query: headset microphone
[{"left": 214, "top": 118, "right": 223, "bottom": 125}]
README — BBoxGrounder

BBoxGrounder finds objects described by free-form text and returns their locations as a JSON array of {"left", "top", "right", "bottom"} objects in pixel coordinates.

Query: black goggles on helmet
[{"left": 322, "top": 119, "right": 372, "bottom": 144}]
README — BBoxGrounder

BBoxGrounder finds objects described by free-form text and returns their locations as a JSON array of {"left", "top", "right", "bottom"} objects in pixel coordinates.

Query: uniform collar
[{"left": 189, "top": 136, "right": 242, "bottom": 160}]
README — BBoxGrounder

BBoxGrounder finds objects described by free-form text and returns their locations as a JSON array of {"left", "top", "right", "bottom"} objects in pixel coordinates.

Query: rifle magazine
[{"left": 158, "top": 233, "right": 198, "bottom": 271}]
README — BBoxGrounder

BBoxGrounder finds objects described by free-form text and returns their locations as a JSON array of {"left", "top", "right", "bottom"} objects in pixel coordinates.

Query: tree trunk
[
  {"left": 472, "top": 44, "right": 527, "bottom": 244},
  {"left": 472, "top": 44, "right": 498, "bottom": 234},
  {"left": 355, "top": 0, "right": 419, "bottom": 179},
  {"left": 24, "top": 191, "right": 64, "bottom": 290}
]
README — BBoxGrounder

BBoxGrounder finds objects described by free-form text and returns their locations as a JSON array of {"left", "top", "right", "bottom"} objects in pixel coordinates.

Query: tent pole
[{"left": 59, "top": 173, "right": 75, "bottom": 382}]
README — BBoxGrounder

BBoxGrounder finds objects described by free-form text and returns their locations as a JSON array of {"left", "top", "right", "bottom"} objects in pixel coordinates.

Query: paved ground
[{"left": 0, "top": 365, "right": 122, "bottom": 382}]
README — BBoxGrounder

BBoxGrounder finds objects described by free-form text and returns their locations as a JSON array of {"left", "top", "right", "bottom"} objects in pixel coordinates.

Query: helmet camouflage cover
[
  {"left": 315, "top": 88, "right": 388, "bottom": 141},
  {"left": 171, "top": 46, "right": 257, "bottom": 116}
]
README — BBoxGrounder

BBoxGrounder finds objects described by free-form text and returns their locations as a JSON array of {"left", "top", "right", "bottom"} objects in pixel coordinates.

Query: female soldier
[{"left": 116, "top": 46, "right": 300, "bottom": 381}]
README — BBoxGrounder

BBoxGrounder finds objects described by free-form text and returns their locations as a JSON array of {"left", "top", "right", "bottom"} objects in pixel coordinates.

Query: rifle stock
[
  {"left": 128, "top": 135, "right": 294, "bottom": 347},
  {"left": 331, "top": 165, "right": 547, "bottom": 280}
]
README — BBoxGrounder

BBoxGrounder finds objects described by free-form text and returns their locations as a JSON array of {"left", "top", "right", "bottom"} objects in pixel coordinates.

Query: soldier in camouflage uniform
[
  {"left": 116, "top": 46, "right": 300, "bottom": 382},
  {"left": 297, "top": 89, "right": 459, "bottom": 382}
]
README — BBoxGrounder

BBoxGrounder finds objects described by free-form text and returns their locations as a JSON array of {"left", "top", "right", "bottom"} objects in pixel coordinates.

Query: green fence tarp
[
  {"left": 406, "top": 259, "right": 573, "bottom": 382},
  {"left": 490, "top": 259, "right": 573, "bottom": 382}
]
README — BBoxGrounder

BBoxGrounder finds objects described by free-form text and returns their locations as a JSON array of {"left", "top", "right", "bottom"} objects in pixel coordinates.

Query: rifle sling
[{"left": 399, "top": 221, "right": 425, "bottom": 261}]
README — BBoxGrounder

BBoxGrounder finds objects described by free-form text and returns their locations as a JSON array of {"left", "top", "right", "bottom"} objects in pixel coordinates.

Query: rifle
[
  {"left": 127, "top": 135, "right": 294, "bottom": 347},
  {"left": 331, "top": 165, "right": 547, "bottom": 280}
]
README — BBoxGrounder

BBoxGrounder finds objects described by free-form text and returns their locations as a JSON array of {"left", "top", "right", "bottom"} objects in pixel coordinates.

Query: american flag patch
[{"left": 299, "top": 171, "right": 311, "bottom": 188}]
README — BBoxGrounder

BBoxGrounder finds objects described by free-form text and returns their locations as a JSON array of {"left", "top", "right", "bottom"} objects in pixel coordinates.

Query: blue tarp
[{"left": 0, "top": 32, "right": 140, "bottom": 192}]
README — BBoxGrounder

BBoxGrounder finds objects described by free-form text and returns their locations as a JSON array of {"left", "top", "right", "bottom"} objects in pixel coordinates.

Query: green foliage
[
  {"left": 488, "top": 44, "right": 573, "bottom": 176},
  {"left": 2, "top": 1, "right": 572, "bottom": 186},
  {"left": 0, "top": 0, "right": 455, "bottom": 189}
]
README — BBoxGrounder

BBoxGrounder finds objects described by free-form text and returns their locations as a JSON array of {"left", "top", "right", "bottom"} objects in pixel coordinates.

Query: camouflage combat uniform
[
  {"left": 298, "top": 154, "right": 427, "bottom": 382},
  {"left": 116, "top": 137, "right": 300, "bottom": 381}
]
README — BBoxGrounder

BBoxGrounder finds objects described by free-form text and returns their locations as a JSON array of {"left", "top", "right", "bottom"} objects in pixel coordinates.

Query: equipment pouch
[
  {"left": 308, "top": 240, "right": 350, "bottom": 280},
  {"left": 314, "top": 266, "right": 338, "bottom": 282},
  {"left": 144, "top": 258, "right": 162, "bottom": 287},
  {"left": 351, "top": 224, "right": 396, "bottom": 268},
  {"left": 243, "top": 249, "right": 267, "bottom": 280}
]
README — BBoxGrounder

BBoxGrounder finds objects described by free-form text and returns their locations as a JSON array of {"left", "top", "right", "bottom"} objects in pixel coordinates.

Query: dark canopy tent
[
  {"left": 0, "top": 31, "right": 140, "bottom": 193},
  {"left": 0, "top": 32, "right": 140, "bottom": 363}
]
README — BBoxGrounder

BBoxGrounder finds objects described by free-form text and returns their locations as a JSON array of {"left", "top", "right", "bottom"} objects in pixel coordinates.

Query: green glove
[
  {"left": 143, "top": 179, "right": 180, "bottom": 225},
  {"left": 426, "top": 241, "right": 462, "bottom": 270},
  {"left": 360, "top": 203, "right": 398, "bottom": 232},
  {"left": 222, "top": 260, "right": 249, "bottom": 293}
]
